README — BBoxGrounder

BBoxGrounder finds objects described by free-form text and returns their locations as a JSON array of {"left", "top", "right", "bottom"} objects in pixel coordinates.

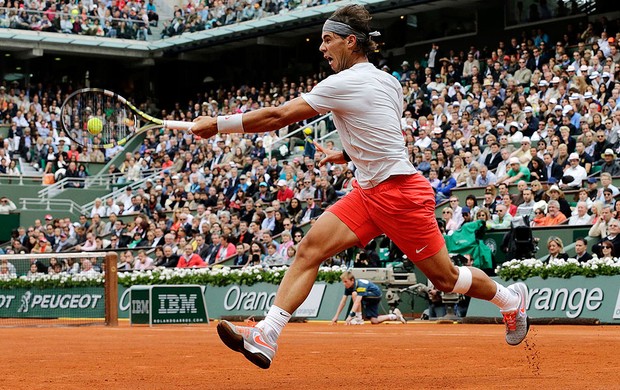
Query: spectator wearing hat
[
  {"left": 253, "top": 182, "right": 273, "bottom": 203},
  {"left": 510, "top": 137, "right": 532, "bottom": 164},
  {"left": 276, "top": 179, "right": 294, "bottom": 202},
  {"left": 53, "top": 231, "right": 75, "bottom": 252},
  {"left": 523, "top": 107, "right": 539, "bottom": 136},
  {"left": 497, "top": 157, "right": 530, "bottom": 185},
  {"left": 262, "top": 207, "right": 277, "bottom": 233},
  {"left": 600, "top": 149, "right": 620, "bottom": 176},
  {"left": 399, "top": 61, "right": 412, "bottom": 84},
  {"left": 561, "top": 153, "right": 588, "bottom": 189}
]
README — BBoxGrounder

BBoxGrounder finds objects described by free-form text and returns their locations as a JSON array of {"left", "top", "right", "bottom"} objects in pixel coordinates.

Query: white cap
[
  {"left": 508, "top": 121, "right": 520, "bottom": 129},
  {"left": 568, "top": 152, "right": 579, "bottom": 161},
  {"left": 277, "top": 179, "right": 287, "bottom": 186},
  {"left": 452, "top": 101, "right": 460, "bottom": 106},
  {"left": 521, "top": 136, "right": 531, "bottom": 143},
  {"left": 602, "top": 72, "right": 611, "bottom": 78},
  {"left": 509, "top": 157, "right": 520, "bottom": 165},
  {"left": 538, "top": 80, "right": 549, "bottom": 87},
  {"left": 524, "top": 106, "right": 533, "bottom": 113},
  {"left": 431, "top": 95, "right": 439, "bottom": 100},
  {"left": 433, "top": 127, "right": 443, "bottom": 134},
  {"left": 155, "top": 185, "right": 163, "bottom": 191},
  {"left": 172, "top": 175, "right": 180, "bottom": 180},
  {"left": 579, "top": 65, "right": 589, "bottom": 72},
  {"left": 551, "top": 76, "right": 561, "bottom": 84},
  {"left": 589, "top": 71, "right": 600, "bottom": 79},
  {"left": 584, "top": 92, "right": 593, "bottom": 99},
  {"left": 497, "top": 123, "right": 505, "bottom": 129},
  {"left": 554, "top": 104, "right": 563, "bottom": 111},
  {"left": 562, "top": 105, "right": 573, "bottom": 115},
  {"left": 567, "top": 65, "right": 576, "bottom": 72},
  {"left": 549, "top": 98, "right": 558, "bottom": 105},
  {"left": 569, "top": 93, "right": 580, "bottom": 100}
]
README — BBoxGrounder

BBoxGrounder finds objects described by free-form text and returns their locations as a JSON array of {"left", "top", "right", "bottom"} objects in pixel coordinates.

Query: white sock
[
  {"left": 490, "top": 282, "right": 519, "bottom": 311},
  {"left": 388, "top": 313, "right": 397, "bottom": 321},
  {"left": 355, "top": 312, "right": 362, "bottom": 320},
  {"left": 256, "top": 305, "right": 291, "bottom": 343}
]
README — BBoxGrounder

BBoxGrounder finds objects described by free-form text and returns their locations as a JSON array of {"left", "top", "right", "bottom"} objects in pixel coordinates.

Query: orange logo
[{"left": 253, "top": 334, "right": 275, "bottom": 352}]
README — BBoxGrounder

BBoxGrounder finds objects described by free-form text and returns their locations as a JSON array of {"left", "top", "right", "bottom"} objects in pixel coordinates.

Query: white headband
[{"left": 322, "top": 19, "right": 380, "bottom": 43}]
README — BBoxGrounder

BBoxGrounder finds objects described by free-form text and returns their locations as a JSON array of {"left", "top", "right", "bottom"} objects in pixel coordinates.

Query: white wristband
[{"left": 217, "top": 114, "right": 245, "bottom": 133}]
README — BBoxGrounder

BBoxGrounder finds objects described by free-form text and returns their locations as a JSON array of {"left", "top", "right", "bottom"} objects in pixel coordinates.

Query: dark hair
[
  {"left": 465, "top": 194, "right": 478, "bottom": 206},
  {"left": 574, "top": 237, "right": 587, "bottom": 246},
  {"left": 329, "top": 5, "right": 377, "bottom": 55}
]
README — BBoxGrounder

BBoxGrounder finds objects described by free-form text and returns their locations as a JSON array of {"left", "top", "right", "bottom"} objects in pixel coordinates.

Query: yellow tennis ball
[
  {"left": 303, "top": 127, "right": 313, "bottom": 135},
  {"left": 87, "top": 118, "right": 103, "bottom": 135}
]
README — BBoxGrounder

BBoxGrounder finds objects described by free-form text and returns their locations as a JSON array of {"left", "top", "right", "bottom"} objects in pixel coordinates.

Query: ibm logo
[{"left": 157, "top": 294, "right": 198, "bottom": 314}]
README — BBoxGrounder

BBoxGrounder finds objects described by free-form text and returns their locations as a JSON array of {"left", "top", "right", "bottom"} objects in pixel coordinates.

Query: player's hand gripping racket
[{"left": 60, "top": 88, "right": 194, "bottom": 149}]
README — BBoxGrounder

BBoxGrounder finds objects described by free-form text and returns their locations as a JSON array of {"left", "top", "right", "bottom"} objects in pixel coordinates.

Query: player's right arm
[
  {"left": 191, "top": 97, "right": 319, "bottom": 139},
  {"left": 331, "top": 295, "right": 349, "bottom": 325}
]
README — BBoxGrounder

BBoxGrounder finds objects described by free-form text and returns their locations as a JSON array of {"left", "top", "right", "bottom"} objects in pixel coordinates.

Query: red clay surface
[{"left": 2, "top": 322, "right": 619, "bottom": 390}]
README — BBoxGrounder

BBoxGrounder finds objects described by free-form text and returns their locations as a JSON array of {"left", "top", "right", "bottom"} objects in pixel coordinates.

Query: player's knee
[
  {"left": 294, "top": 240, "right": 325, "bottom": 268},
  {"left": 369, "top": 318, "right": 379, "bottom": 324},
  {"left": 429, "top": 266, "right": 461, "bottom": 292}
]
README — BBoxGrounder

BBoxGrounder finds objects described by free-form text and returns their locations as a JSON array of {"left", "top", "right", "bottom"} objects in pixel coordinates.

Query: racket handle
[{"left": 163, "top": 120, "right": 195, "bottom": 131}]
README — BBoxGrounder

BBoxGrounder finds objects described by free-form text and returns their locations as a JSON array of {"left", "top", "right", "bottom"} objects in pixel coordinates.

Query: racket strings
[{"left": 64, "top": 92, "right": 137, "bottom": 148}]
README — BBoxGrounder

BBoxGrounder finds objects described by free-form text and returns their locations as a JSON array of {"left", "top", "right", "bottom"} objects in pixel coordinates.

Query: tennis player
[{"left": 191, "top": 4, "right": 529, "bottom": 370}]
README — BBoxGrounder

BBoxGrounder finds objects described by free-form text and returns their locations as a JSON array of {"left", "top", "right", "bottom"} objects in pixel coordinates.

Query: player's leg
[
  {"left": 369, "top": 174, "right": 528, "bottom": 345},
  {"left": 413, "top": 247, "right": 529, "bottom": 345},
  {"left": 217, "top": 211, "right": 366, "bottom": 368}
]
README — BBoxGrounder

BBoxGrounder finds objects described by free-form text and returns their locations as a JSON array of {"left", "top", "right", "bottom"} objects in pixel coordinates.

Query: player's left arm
[{"left": 191, "top": 97, "right": 319, "bottom": 139}]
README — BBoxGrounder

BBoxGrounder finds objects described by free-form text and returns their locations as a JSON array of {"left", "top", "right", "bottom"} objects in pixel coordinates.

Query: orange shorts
[{"left": 327, "top": 173, "right": 444, "bottom": 262}]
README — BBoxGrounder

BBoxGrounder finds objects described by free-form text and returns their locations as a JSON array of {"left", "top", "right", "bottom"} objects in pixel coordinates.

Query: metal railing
[
  {"left": 269, "top": 112, "right": 335, "bottom": 157},
  {"left": 0, "top": 174, "right": 44, "bottom": 185},
  {"left": 19, "top": 198, "right": 88, "bottom": 215},
  {"left": 38, "top": 173, "right": 119, "bottom": 198},
  {"left": 81, "top": 170, "right": 161, "bottom": 211}
]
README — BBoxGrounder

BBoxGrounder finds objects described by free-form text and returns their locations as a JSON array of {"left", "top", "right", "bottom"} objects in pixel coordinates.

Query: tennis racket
[{"left": 59, "top": 88, "right": 195, "bottom": 149}]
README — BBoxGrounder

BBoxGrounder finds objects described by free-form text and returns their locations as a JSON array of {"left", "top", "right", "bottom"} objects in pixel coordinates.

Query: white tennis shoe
[{"left": 500, "top": 282, "right": 530, "bottom": 346}]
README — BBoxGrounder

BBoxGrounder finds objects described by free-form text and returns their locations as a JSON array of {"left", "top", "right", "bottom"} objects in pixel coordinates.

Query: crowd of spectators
[
  {"left": 0, "top": 0, "right": 161, "bottom": 40},
  {"left": 2, "top": 14, "right": 620, "bottom": 274},
  {"left": 0, "top": 0, "right": 339, "bottom": 40}
]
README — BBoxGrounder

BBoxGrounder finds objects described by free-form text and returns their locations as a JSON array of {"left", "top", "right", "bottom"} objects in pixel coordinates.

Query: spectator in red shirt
[
  {"left": 176, "top": 244, "right": 206, "bottom": 268},
  {"left": 276, "top": 179, "right": 294, "bottom": 202}
]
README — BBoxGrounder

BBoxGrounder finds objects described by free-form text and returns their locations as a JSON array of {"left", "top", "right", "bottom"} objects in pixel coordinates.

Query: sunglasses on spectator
[{"left": 602, "top": 245, "right": 613, "bottom": 249}]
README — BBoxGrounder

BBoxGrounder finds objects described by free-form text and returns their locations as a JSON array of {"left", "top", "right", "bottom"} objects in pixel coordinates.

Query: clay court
[{"left": 2, "top": 322, "right": 619, "bottom": 390}]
